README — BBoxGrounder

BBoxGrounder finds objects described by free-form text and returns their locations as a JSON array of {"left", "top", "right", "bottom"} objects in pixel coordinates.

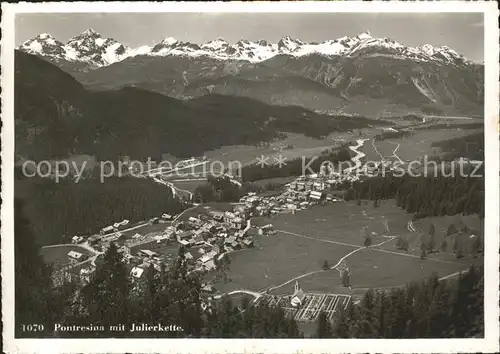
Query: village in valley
[
  {"left": 49, "top": 147, "right": 383, "bottom": 320},
  {"left": 45, "top": 124, "right": 484, "bottom": 327}
]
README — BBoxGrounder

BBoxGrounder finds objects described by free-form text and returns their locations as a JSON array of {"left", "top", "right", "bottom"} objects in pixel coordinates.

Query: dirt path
[
  {"left": 387, "top": 141, "right": 403, "bottom": 163},
  {"left": 371, "top": 139, "right": 385, "bottom": 160},
  {"left": 276, "top": 229, "right": 361, "bottom": 249},
  {"left": 369, "top": 247, "right": 460, "bottom": 264}
]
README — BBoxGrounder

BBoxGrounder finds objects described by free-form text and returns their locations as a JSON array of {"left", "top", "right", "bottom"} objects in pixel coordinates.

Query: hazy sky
[{"left": 16, "top": 12, "right": 484, "bottom": 62}]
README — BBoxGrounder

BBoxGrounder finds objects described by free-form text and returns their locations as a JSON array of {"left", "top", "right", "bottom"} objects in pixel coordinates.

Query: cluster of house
[
  {"left": 237, "top": 174, "right": 349, "bottom": 218},
  {"left": 74, "top": 206, "right": 255, "bottom": 285},
  {"left": 103, "top": 211, "right": 255, "bottom": 283},
  {"left": 80, "top": 219, "right": 133, "bottom": 245},
  {"left": 173, "top": 209, "right": 254, "bottom": 271}
]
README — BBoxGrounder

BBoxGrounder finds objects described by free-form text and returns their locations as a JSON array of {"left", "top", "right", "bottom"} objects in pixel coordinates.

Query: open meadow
[
  {"left": 377, "top": 127, "right": 483, "bottom": 162},
  {"left": 214, "top": 200, "right": 481, "bottom": 297},
  {"left": 203, "top": 131, "right": 373, "bottom": 167}
]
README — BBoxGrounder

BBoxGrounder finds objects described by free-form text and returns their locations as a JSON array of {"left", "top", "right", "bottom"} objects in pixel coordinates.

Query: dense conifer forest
[
  {"left": 345, "top": 173, "right": 485, "bottom": 219},
  {"left": 16, "top": 175, "right": 187, "bottom": 246}
]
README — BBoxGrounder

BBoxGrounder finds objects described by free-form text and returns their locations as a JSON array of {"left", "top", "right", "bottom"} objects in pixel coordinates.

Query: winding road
[{"left": 344, "top": 139, "right": 369, "bottom": 174}]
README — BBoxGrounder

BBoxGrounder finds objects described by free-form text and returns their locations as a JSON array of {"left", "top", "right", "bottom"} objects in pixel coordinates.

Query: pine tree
[
  {"left": 377, "top": 291, "right": 389, "bottom": 337},
  {"left": 420, "top": 239, "right": 427, "bottom": 252},
  {"left": 14, "top": 198, "right": 58, "bottom": 338},
  {"left": 447, "top": 223, "right": 457, "bottom": 237},
  {"left": 81, "top": 242, "right": 132, "bottom": 335},
  {"left": 287, "top": 317, "right": 300, "bottom": 338},
  {"left": 358, "top": 289, "right": 378, "bottom": 337},
  {"left": 322, "top": 260, "right": 330, "bottom": 270},
  {"left": 341, "top": 270, "right": 350, "bottom": 287},
  {"left": 316, "top": 311, "right": 333, "bottom": 338},
  {"left": 396, "top": 235, "right": 403, "bottom": 249},
  {"left": 453, "top": 234, "right": 461, "bottom": 254},
  {"left": 427, "top": 233, "right": 435, "bottom": 253},
  {"left": 428, "top": 224, "right": 435, "bottom": 237},
  {"left": 470, "top": 235, "right": 481, "bottom": 257},
  {"left": 440, "top": 239, "right": 448, "bottom": 253},
  {"left": 396, "top": 236, "right": 409, "bottom": 252},
  {"left": 420, "top": 247, "right": 427, "bottom": 260},
  {"left": 364, "top": 234, "right": 372, "bottom": 247},
  {"left": 334, "top": 305, "right": 350, "bottom": 338}
]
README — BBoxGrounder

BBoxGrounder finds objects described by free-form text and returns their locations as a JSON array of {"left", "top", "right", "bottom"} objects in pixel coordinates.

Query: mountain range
[
  {"left": 18, "top": 29, "right": 484, "bottom": 116},
  {"left": 19, "top": 29, "right": 477, "bottom": 67}
]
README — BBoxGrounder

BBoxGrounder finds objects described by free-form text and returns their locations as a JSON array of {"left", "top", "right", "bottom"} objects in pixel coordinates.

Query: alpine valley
[{"left": 19, "top": 29, "right": 484, "bottom": 117}]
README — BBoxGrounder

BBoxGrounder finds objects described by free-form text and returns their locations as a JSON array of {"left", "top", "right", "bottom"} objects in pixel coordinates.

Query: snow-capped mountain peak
[
  {"left": 81, "top": 28, "right": 98, "bottom": 36},
  {"left": 38, "top": 33, "right": 56, "bottom": 42},
  {"left": 357, "top": 31, "right": 372, "bottom": 40},
  {"left": 201, "top": 39, "right": 228, "bottom": 50},
  {"left": 20, "top": 33, "right": 65, "bottom": 57},
  {"left": 161, "top": 37, "right": 178, "bottom": 46},
  {"left": 19, "top": 29, "right": 130, "bottom": 67},
  {"left": 278, "top": 36, "right": 304, "bottom": 52},
  {"left": 64, "top": 30, "right": 129, "bottom": 66},
  {"left": 18, "top": 30, "right": 475, "bottom": 68}
]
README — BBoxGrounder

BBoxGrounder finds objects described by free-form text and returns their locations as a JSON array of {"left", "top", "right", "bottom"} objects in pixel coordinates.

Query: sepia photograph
[{"left": 2, "top": 1, "right": 499, "bottom": 353}]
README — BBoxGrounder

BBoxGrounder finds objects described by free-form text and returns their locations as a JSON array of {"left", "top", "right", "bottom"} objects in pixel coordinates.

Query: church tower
[{"left": 294, "top": 281, "right": 300, "bottom": 293}]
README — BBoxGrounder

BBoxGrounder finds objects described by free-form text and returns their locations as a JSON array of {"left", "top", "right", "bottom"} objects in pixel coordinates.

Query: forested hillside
[{"left": 16, "top": 175, "right": 187, "bottom": 245}]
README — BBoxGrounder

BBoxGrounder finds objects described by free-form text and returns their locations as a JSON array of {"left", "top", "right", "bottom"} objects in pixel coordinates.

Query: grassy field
[
  {"left": 357, "top": 124, "right": 483, "bottom": 165},
  {"left": 383, "top": 128, "right": 482, "bottom": 162},
  {"left": 215, "top": 201, "right": 410, "bottom": 293},
  {"left": 41, "top": 244, "right": 94, "bottom": 266},
  {"left": 213, "top": 200, "right": 482, "bottom": 296},
  {"left": 212, "top": 231, "right": 356, "bottom": 294},
  {"left": 345, "top": 248, "right": 469, "bottom": 289},
  {"left": 256, "top": 199, "right": 413, "bottom": 246},
  {"left": 203, "top": 131, "right": 372, "bottom": 168}
]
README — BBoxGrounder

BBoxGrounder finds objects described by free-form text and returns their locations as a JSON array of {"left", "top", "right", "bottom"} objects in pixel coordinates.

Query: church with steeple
[{"left": 290, "top": 281, "right": 306, "bottom": 307}]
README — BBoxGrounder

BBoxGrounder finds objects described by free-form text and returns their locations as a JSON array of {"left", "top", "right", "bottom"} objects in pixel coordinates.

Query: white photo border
[{"left": 2, "top": 1, "right": 499, "bottom": 353}]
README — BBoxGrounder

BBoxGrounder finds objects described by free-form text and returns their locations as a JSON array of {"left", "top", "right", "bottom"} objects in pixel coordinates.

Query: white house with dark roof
[
  {"left": 100, "top": 225, "right": 114, "bottom": 235},
  {"left": 130, "top": 266, "right": 145, "bottom": 279},
  {"left": 68, "top": 250, "right": 85, "bottom": 262}
]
